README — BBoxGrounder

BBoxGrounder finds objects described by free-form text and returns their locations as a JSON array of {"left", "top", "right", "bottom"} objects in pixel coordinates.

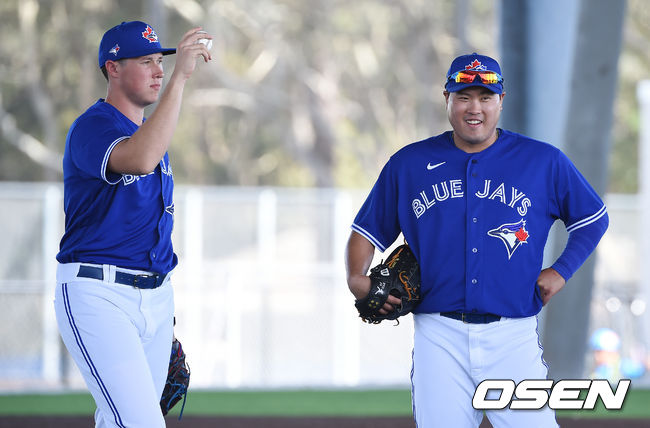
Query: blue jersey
[
  {"left": 352, "top": 129, "right": 607, "bottom": 317},
  {"left": 57, "top": 99, "right": 177, "bottom": 275}
]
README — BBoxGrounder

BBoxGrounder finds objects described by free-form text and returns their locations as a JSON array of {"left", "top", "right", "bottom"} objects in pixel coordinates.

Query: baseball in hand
[{"left": 196, "top": 30, "right": 212, "bottom": 51}]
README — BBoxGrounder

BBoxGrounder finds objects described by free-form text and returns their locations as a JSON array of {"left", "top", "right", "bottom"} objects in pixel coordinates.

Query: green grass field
[{"left": 0, "top": 388, "right": 648, "bottom": 419}]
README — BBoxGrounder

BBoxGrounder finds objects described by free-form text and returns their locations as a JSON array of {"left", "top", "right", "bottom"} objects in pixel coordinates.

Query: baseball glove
[
  {"left": 355, "top": 243, "right": 421, "bottom": 324},
  {"left": 160, "top": 337, "right": 190, "bottom": 419}
]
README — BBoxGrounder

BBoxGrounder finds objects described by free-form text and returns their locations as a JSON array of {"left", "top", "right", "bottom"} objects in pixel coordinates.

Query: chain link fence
[{"left": 0, "top": 183, "right": 645, "bottom": 391}]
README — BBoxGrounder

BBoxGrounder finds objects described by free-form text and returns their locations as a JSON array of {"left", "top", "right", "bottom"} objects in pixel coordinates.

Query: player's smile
[{"left": 445, "top": 86, "right": 504, "bottom": 153}]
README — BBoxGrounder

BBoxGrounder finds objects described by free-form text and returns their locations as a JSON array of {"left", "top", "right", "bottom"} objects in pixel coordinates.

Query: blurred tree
[
  {"left": 0, "top": 0, "right": 140, "bottom": 180},
  {"left": 0, "top": 0, "right": 496, "bottom": 186},
  {"left": 610, "top": 0, "right": 650, "bottom": 193},
  {"left": 174, "top": 0, "right": 496, "bottom": 187},
  {"left": 1, "top": 0, "right": 644, "bottom": 191}
]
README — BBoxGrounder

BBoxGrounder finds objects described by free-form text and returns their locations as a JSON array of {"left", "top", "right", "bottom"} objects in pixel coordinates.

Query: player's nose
[
  {"left": 153, "top": 63, "right": 164, "bottom": 78},
  {"left": 466, "top": 98, "right": 482, "bottom": 113}
]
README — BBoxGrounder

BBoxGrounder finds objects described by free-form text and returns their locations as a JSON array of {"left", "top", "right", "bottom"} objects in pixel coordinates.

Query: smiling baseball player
[
  {"left": 54, "top": 21, "right": 211, "bottom": 427},
  {"left": 346, "top": 53, "right": 609, "bottom": 427}
]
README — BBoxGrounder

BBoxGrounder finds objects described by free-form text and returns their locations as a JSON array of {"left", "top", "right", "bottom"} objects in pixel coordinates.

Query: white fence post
[
  {"left": 254, "top": 189, "right": 277, "bottom": 386},
  {"left": 181, "top": 188, "right": 204, "bottom": 382},
  {"left": 332, "top": 190, "right": 360, "bottom": 386},
  {"left": 41, "top": 184, "right": 61, "bottom": 385}
]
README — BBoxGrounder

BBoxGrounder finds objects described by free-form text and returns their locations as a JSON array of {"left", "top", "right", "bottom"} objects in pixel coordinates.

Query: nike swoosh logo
[{"left": 427, "top": 161, "right": 446, "bottom": 170}]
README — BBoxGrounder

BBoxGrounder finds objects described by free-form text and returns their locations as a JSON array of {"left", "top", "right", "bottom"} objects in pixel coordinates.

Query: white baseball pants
[
  {"left": 54, "top": 263, "right": 174, "bottom": 428},
  {"left": 411, "top": 313, "right": 559, "bottom": 428}
]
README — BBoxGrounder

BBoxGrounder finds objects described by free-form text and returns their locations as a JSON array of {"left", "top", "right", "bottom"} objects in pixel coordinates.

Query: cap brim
[
  {"left": 161, "top": 48, "right": 176, "bottom": 56},
  {"left": 445, "top": 81, "right": 503, "bottom": 94}
]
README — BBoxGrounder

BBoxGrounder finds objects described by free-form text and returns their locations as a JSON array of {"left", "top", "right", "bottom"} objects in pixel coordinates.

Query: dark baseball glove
[
  {"left": 160, "top": 337, "right": 190, "bottom": 419},
  {"left": 355, "top": 244, "right": 421, "bottom": 324}
]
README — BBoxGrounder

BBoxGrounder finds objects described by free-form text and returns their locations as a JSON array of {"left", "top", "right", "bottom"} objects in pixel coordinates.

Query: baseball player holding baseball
[
  {"left": 54, "top": 21, "right": 211, "bottom": 427},
  {"left": 346, "top": 53, "right": 609, "bottom": 427}
]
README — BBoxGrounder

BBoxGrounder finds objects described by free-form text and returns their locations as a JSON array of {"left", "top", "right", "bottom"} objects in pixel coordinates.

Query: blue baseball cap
[
  {"left": 445, "top": 53, "right": 504, "bottom": 94},
  {"left": 98, "top": 21, "right": 176, "bottom": 69}
]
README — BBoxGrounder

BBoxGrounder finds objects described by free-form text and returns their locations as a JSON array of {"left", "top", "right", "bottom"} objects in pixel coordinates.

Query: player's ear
[
  {"left": 497, "top": 92, "right": 505, "bottom": 110},
  {"left": 104, "top": 60, "right": 121, "bottom": 79},
  {"left": 443, "top": 90, "right": 451, "bottom": 104}
]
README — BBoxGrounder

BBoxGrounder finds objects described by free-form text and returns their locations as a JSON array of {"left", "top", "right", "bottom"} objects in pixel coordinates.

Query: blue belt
[
  {"left": 440, "top": 312, "right": 501, "bottom": 324},
  {"left": 77, "top": 265, "right": 166, "bottom": 289}
]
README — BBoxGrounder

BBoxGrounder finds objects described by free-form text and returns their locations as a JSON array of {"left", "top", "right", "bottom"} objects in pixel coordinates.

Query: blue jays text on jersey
[
  {"left": 352, "top": 129, "right": 608, "bottom": 318},
  {"left": 57, "top": 99, "right": 178, "bottom": 275}
]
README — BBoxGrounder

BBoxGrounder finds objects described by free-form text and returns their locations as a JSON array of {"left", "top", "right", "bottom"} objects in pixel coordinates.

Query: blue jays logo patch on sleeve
[{"left": 488, "top": 219, "right": 530, "bottom": 259}]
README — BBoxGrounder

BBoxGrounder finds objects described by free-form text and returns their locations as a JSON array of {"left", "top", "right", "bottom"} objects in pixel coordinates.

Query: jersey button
[
  {"left": 473, "top": 217, "right": 478, "bottom": 223},
  {"left": 471, "top": 159, "right": 477, "bottom": 164},
  {"left": 471, "top": 278, "right": 478, "bottom": 284},
  {"left": 472, "top": 248, "right": 478, "bottom": 253}
]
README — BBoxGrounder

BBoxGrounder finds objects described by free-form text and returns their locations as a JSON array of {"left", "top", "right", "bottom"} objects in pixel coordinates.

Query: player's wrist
[
  {"left": 347, "top": 274, "right": 371, "bottom": 299},
  {"left": 549, "top": 262, "right": 571, "bottom": 282},
  {"left": 167, "top": 70, "right": 191, "bottom": 88}
]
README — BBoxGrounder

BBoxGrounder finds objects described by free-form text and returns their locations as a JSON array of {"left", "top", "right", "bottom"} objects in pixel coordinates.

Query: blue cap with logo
[
  {"left": 98, "top": 21, "right": 176, "bottom": 69},
  {"left": 445, "top": 53, "right": 504, "bottom": 94}
]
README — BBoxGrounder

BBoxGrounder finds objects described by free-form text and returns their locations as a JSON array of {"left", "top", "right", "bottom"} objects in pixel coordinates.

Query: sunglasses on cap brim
[{"left": 447, "top": 70, "right": 503, "bottom": 85}]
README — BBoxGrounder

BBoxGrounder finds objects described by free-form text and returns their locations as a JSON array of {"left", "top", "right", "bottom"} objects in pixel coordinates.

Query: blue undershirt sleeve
[{"left": 551, "top": 211, "right": 609, "bottom": 281}]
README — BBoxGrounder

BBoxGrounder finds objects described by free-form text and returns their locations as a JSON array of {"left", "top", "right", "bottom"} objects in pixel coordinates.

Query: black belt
[
  {"left": 440, "top": 312, "right": 501, "bottom": 324},
  {"left": 77, "top": 265, "right": 166, "bottom": 289}
]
